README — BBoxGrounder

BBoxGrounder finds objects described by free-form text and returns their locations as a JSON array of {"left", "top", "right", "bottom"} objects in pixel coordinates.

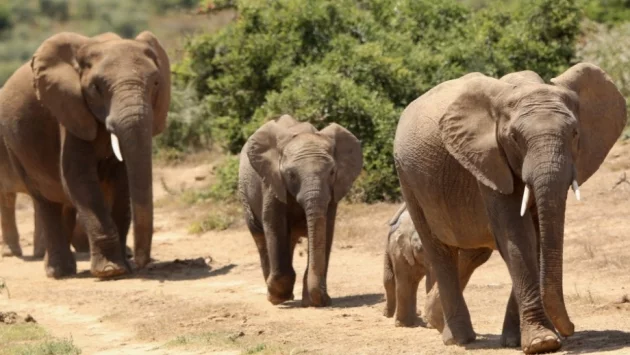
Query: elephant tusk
[
  {"left": 571, "top": 179, "right": 580, "bottom": 201},
  {"left": 520, "top": 185, "right": 530, "bottom": 217},
  {"left": 111, "top": 134, "right": 123, "bottom": 162}
]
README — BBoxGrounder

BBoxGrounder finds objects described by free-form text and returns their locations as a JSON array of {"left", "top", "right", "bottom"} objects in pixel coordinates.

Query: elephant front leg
[
  {"left": 262, "top": 194, "right": 295, "bottom": 305},
  {"left": 0, "top": 192, "right": 22, "bottom": 257},
  {"left": 61, "top": 134, "right": 128, "bottom": 278},
  {"left": 35, "top": 198, "right": 76, "bottom": 278},
  {"left": 501, "top": 289, "right": 521, "bottom": 348},
  {"left": 479, "top": 184, "right": 560, "bottom": 354},
  {"left": 106, "top": 164, "right": 132, "bottom": 263}
]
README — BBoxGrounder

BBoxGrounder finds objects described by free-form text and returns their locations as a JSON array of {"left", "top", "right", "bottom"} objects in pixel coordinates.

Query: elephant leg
[
  {"left": 0, "top": 192, "right": 22, "bottom": 257},
  {"left": 501, "top": 289, "right": 521, "bottom": 347},
  {"left": 479, "top": 184, "right": 559, "bottom": 354},
  {"left": 36, "top": 198, "right": 76, "bottom": 278},
  {"left": 32, "top": 206, "right": 46, "bottom": 258},
  {"left": 402, "top": 195, "right": 475, "bottom": 345},
  {"left": 60, "top": 134, "right": 128, "bottom": 278},
  {"left": 63, "top": 206, "right": 87, "bottom": 253},
  {"left": 261, "top": 194, "right": 295, "bottom": 305},
  {"left": 252, "top": 230, "right": 270, "bottom": 282},
  {"left": 424, "top": 247, "right": 492, "bottom": 331},
  {"left": 107, "top": 164, "right": 131, "bottom": 261},
  {"left": 393, "top": 262, "right": 421, "bottom": 327},
  {"left": 383, "top": 251, "right": 396, "bottom": 318}
]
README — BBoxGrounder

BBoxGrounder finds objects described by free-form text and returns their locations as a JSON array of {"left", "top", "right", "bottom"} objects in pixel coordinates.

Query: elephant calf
[
  {"left": 384, "top": 203, "right": 492, "bottom": 329},
  {"left": 239, "top": 115, "right": 362, "bottom": 307}
]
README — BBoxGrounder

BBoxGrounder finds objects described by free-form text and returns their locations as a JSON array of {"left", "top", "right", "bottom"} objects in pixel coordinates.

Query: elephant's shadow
[
  {"left": 279, "top": 293, "right": 384, "bottom": 309},
  {"left": 75, "top": 257, "right": 237, "bottom": 282},
  {"left": 465, "top": 330, "right": 630, "bottom": 354}
]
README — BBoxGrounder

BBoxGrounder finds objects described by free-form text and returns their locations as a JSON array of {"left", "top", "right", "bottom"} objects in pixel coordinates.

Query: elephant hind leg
[
  {"left": 400, "top": 188, "right": 475, "bottom": 345},
  {"left": 36, "top": 198, "right": 76, "bottom": 278},
  {"left": 32, "top": 205, "right": 46, "bottom": 258},
  {"left": 383, "top": 251, "right": 396, "bottom": 318},
  {"left": 0, "top": 192, "right": 22, "bottom": 257}
]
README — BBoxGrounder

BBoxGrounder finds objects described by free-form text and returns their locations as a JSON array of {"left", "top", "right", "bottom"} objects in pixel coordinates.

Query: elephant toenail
[
  {"left": 531, "top": 338, "right": 542, "bottom": 346},
  {"left": 545, "top": 335, "right": 559, "bottom": 343}
]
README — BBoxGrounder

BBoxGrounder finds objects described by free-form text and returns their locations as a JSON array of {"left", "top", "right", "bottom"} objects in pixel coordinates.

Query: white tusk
[
  {"left": 571, "top": 180, "right": 580, "bottom": 201},
  {"left": 520, "top": 185, "right": 530, "bottom": 217},
  {"left": 111, "top": 134, "right": 123, "bottom": 162}
]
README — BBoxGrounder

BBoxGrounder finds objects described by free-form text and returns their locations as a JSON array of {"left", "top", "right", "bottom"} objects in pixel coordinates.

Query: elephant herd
[{"left": 0, "top": 30, "right": 625, "bottom": 355}]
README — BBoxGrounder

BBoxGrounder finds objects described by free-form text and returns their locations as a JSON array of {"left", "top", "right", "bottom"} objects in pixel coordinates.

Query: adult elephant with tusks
[
  {"left": 239, "top": 115, "right": 362, "bottom": 307},
  {"left": 393, "top": 63, "right": 625, "bottom": 354},
  {"left": 0, "top": 31, "right": 171, "bottom": 278}
]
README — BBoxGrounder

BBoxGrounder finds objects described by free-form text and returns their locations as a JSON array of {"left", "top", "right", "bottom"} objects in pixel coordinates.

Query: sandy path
[{"left": 1, "top": 145, "right": 630, "bottom": 354}]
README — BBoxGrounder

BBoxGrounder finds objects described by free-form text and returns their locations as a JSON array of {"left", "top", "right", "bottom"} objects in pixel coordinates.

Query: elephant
[
  {"left": 383, "top": 203, "right": 492, "bottom": 328},
  {"left": 238, "top": 115, "right": 363, "bottom": 307},
  {"left": 393, "top": 63, "right": 625, "bottom": 354},
  {"left": 0, "top": 31, "right": 171, "bottom": 278}
]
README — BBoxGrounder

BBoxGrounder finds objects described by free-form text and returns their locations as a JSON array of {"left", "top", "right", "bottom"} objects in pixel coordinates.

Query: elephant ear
[
  {"left": 551, "top": 63, "right": 626, "bottom": 184},
  {"left": 31, "top": 32, "right": 98, "bottom": 141},
  {"left": 247, "top": 121, "right": 293, "bottom": 203},
  {"left": 319, "top": 123, "right": 363, "bottom": 202},
  {"left": 438, "top": 75, "right": 515, "bottom": 194},
  {"left": 135, "top": 31, "right": 171, "bottom": 136}
]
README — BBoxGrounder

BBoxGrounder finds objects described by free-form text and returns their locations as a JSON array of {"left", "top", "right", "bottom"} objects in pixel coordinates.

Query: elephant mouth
[{"left": 519, "top": 169, "right": 580, "bottom": 217}]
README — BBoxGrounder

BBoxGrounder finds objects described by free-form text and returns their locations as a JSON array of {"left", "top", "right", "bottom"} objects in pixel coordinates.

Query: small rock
[
  {"left": 257, "top": 330, "right": 264, "bottom": 335},
  {"left": 614, "top": 294, "right": 630, "bottom": 304},
  {"left": 195, "top": 175, "right": 206, "bottom": 181},
  {"left": 228, "top": 331, "right": 245, "bottom": 341},
  {"left": 24, "top": 314, "right": 36, "bottom": 323}
]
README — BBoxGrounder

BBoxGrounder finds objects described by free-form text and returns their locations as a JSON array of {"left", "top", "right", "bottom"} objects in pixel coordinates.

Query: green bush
[{"left": 177, "top": 0, "right": 582, "bottom": 202}]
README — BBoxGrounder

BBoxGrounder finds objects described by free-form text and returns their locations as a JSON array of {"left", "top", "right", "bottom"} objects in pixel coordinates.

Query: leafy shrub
[
  {"left": 0, "top": 4, "right": 13, "bottom": 32},
  {"left": 177, "top": 0, "right": 582, "bottom": 202}
]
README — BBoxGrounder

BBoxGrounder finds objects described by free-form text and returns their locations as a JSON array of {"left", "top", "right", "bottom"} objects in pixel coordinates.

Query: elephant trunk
[
  {"left": 107, "top": 90, "right": 154, "bottom": 268},
  {"left": 301, "top": 185, "right": 331, "bottom": 307},
  {"left": 526, "top": 142, "right": 575, "bottom": 337}
]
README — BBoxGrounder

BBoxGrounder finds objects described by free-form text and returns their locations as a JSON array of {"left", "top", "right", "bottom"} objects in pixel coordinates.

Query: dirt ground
[{"left": 1, "top": 142, "right": 630, "bottom": 355}]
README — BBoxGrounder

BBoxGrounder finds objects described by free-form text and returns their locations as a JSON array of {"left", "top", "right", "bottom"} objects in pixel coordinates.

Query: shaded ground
[{"left": 1, "top": 143, "right": 630, "bottom": 354}]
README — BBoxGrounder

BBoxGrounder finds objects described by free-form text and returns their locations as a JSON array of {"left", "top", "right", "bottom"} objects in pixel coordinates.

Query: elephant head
[
  {"left": 247, "top": 115, "right": 362, "bottom": 305},
  {"left": 438, "top": 63, "right": 625, "bottom": 337},
  {"left": 30, "top": 31, "right": 171, "bottom": 267}
]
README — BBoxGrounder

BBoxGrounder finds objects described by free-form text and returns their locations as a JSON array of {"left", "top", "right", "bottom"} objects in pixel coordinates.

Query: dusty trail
[{"left": 1, "top": 144, "right": 630, "bottom": 354}]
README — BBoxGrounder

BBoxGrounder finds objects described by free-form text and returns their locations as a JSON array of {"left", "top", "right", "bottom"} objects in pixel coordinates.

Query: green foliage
[
  {"left": 0, "top": 323, "right": 81, "bottom": 355},
  {"left": 582, "top": 0, "right": 630, "bottom": 25},
  {"left": 177, "top": 0, "right": 582, "bottom": 202}
]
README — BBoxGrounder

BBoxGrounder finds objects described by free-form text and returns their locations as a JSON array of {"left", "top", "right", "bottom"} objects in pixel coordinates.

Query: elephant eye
[{"left": 91, "top": 82, "right": 102, "bottom": 96}]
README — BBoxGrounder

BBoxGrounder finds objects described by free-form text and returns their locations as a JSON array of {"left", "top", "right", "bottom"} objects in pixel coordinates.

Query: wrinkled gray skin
[
  {"left": 0, "top": 31, "right": 170, "bottom": 278},
  {"left": 239, "top": 115, "right": 363, "bottom": 307},
  {"left": 383, "top": 203, "right": 491, "bottom": 328},
  {"left": 394, "top": 63, "right": 625, "bottom": 354}
]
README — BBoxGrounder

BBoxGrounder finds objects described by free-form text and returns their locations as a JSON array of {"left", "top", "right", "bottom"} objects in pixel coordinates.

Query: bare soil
[{"left": 1, "top": 144, "right": 630, "bottom": 354}]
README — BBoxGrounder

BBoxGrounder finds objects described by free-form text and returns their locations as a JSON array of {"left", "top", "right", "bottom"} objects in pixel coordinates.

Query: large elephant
[
  {"left": 393, "top": 63, "right": 625, "bottom": 354},
  {"left": 238, "top": 115, "right": 362, "bottom": 307},
  {"left": 0, "top": 31, "right": 171, "bottom": 278}
]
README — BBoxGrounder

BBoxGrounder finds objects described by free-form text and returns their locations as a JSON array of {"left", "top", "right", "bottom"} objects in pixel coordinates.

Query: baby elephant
[
  {"left": 239, "top": 115, "right": 362, "bottom": 307},
  {"left": 383, "top": 204, "right": 492, "bottom": 328}
]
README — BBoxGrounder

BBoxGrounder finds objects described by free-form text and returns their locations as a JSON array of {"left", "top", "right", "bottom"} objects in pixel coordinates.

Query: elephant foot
[
  {"left": 133, "top": 250, "right": 151, "bottom": 269},
  {"left": 267, "top": 292, "right": 294, "bottom": 305},
  {"left": 44, "top": 250, "right": 77, "bottom": 278},
  {"left": 32, "top": 244, "right": 46, "bottom": 259},
  {"left": 90, "top": 251, "right": 129, "bottom": 278},
  {"left": 383, "top": 305, "right": 395, "bottom": 318},
  {"left": 441, "top": 322, "right": 476, "bottom": 346},
  {"left": 394, "top": 313, "right": 417, "bottom": 327},
  {"left": 500, "top": 327, "right": 521, "bottom": 348},
  {"left": 301, "top": 288, "right": 331, "bottom": 308},
  {"left": 1, "top": 243, "right": 23, "bottom": 257},
  {"left": 521, "top": 324, "right": 561, "bottom": 354}
]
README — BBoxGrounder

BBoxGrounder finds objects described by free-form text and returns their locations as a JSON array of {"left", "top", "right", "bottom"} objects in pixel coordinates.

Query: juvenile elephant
[
  {"left": 239, "top": 115, "right": 362, "bottom": 307},
  {"left": 394, "top": 63, "right": 625, "bottom": 354},
  {"left": 383, "top": 203, "right": 491, "bottom": 328},
  {"left": 0, "top": 31, "right": 171, "bottom": 278}
]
